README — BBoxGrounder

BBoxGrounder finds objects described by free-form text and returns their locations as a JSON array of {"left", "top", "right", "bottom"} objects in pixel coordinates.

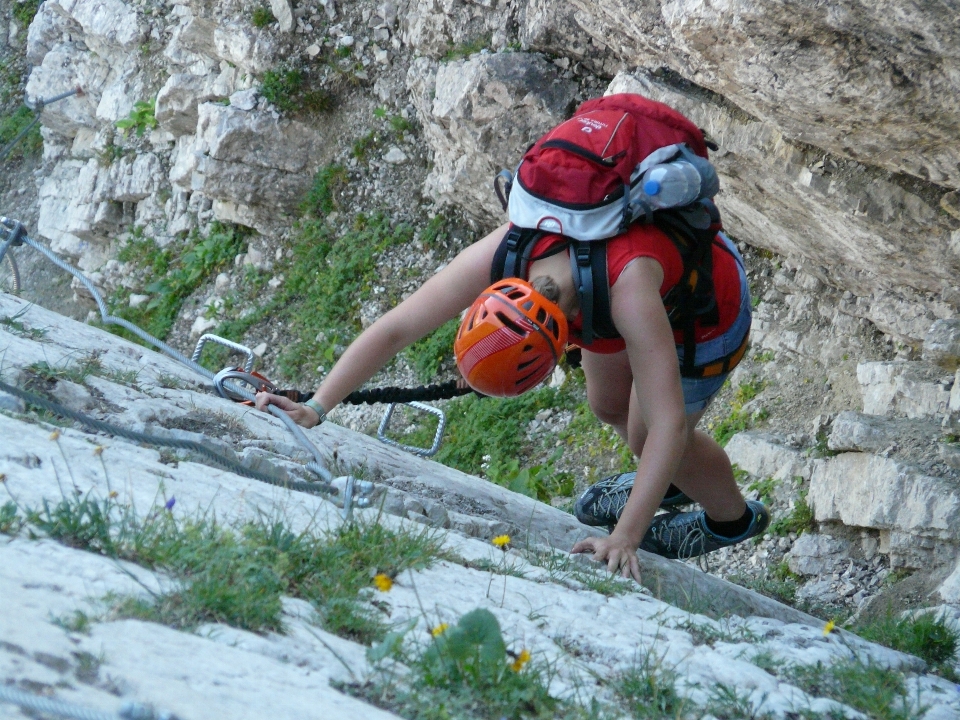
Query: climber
[
  {"left": 254, "top": 214, "right": 767, "bottom": 581},
  {"left": 256, "top": 92, "right": 768, "bottom": 580}
]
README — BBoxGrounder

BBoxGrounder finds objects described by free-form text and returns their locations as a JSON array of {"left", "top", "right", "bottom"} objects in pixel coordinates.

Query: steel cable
[
  {"left": 0, "top": 378, "right": 334, "bottom": 496},
  {"left": 0, "top": 685, "right": 178, "bottom": 720},
  {"left": 7, "top": 230, "right": 338, "bottom": 487}
]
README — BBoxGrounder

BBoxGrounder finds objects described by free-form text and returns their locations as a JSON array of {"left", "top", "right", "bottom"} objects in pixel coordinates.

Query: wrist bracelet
[{"left": 303, "top": 398, "right": 327, "bottom": 425}]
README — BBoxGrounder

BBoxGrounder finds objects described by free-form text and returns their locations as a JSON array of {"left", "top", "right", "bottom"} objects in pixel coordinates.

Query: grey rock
[
  {"left": 787, "top": 533, "right": 850, "bottom": 577},
  {"left": 923, "top": 320, "right": 960, "bottom": 371},
  {"left": 408, "top": 51, "right": 576, "bottom": 223},
  {"left": 54, "top": 379, "right": 95, "bottom": 413},
  {"left": 0, "top": 391, "right": 25, "bottom": 413},
  {"left": 269, "top": 0, "right": 295, "bottom": 33}
]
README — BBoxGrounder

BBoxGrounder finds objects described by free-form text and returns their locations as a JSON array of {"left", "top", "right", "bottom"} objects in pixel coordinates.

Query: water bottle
[{"left": 639, "top": 152, "right": 719, "bottom": 209}]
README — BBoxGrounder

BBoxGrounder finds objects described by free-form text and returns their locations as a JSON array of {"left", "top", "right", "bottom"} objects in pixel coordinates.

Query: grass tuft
[
  {"left": 20, "top": 492, "right": 444, "bottom": 641},
  {"left": 854, "top": 610, "right": 959, "bottom": 674},
  {"left": 106, "top": 223, "right": 250, "bottom": 344},
  {"left": 0, "top": 106, "right": 42, "bottom": 159}
]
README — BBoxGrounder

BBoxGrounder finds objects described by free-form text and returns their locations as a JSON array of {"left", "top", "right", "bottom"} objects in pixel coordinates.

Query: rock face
[
  {"left": 408, "top": 52, "right": 576, "bottom": 222},
  {"left": 18, "top": 0, "right": 959, "bottom": 344},
  {"left": 5, "top": 290, "right": 960, "bottom": 719}
]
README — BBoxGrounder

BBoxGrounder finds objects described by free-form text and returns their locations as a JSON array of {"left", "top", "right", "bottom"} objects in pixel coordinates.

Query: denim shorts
[{"left": 677, "top": 233, "right": 751, "bottom": 415}]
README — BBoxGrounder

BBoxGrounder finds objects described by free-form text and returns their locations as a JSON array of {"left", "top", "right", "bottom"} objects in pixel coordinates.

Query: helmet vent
[
  {"left": 536, "top": 308, "right": 547, "bottom": 324},
  {"left": 495, "top": 311, "right": 526, "bottom": 336}
]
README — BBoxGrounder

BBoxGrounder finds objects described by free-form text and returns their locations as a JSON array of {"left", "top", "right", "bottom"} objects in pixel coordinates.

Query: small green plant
[
  {"left": 753, "top": 349, "right": 775, "bottom": 363},
  {"left": 0, "top": 106, "right": 42, "bottom": 159},
  {"left": 20, "top": 491, "right": 443, "bottom": 641},
  {"left": 486, "top": 453, "right": 574, "bottom": 501},
  {"left": 1, "top": 308, "right": 46, "bottom": 339},
  {"left": 359, "top": 608, "right": 560, "bottom": 720},
  {"left": 115, "top": 99, "right": 158, "bottom": 137},
  {"left": 390, "top": 114, "right": 414, "bottom": 134},
  {"left": 260, "top": 67, "right": 333, "bottom": 115},
  {"left": 0, "top": 501, "right": 21, "bottom": 534},
  {"left": 300, "top": 163, "right": 349, "bottom": 217},
  {"left": 12, "top": 0, "right": 41, "bottom": 27},
  {"left": 732, "top": 562, "right": 801, "bottom": 605},
  {"left": 406, "top": 319, "right": 459, "bottom": 383},
  {"left": 710, "top": 376, "right": 768, "bottom": 446},
  {"left": 251, "top": 5, "right": 275, "bottom": 27},
  {"left": 769, "top": 489, "right": 815, "bottom": 536},
  {"left": 403, "top": 388, "right": 576, "bottom": 480},
  {"left": 351, "top": 130, "right": 379, "bottom": 161},
  {"left": 442, "top": 34, "right": 492, "bottom": 62},
  {"left": 611, "top": 652, "right": 686, "bottom": 719},
  {"left": 53, "top": 610, "right": 93, "bottom": 634},
  {"left": 746, "top": 475, "right": 778, "bottom": 503},
  {"left": 26, "top": 355, "right": 104, "bottom": 385}
]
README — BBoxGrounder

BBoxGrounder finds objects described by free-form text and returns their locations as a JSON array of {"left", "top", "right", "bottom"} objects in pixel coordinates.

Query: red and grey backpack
[{"left": 491, "top": 93, "right": 731, "bottom": 376}]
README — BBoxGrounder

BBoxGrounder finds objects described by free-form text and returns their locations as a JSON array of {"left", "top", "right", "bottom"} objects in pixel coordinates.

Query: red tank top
[{"left": 531, "top": 223, "right": 743, "bottom": 353}]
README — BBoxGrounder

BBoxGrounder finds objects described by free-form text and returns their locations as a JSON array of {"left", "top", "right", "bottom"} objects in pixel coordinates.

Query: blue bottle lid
[{"left": 643, "top": 178, "right": 661, "bottom": 195}]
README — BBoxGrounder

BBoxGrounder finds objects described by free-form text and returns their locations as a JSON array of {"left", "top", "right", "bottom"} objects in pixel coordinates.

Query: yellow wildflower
[
  {"left": 510, "top": 648, "right": 531, "bottom": 672},
  {"left": 0, "top": 473, "right": 6, "bottom": 483},
  {"left": 823, "top": 620, "right": 836, "bottom": 636},
  {"left": 431, "top": 623, "right": 449, "bottom": 637},
  {"left": 49, "top": 429, "right": 61, "bottom": 441},
  {"left": 492, "top": 534, "right": 511, "bottom": 548},
  {"left": 108, "top": 491, "right": 119, "bottom": 499},
  {"left": 373, "top": 573, "right": 393, "bottom": 592},
  {"left": 93, "top": 446, "right": 104, "bottom": 456}
]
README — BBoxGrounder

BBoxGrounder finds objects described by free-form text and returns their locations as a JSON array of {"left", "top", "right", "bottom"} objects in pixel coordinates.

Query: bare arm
[
  {"left": 256, "top": 223, "right": 510, "bottom": 426},
  {"left": 572, "top": 257, "right": 688, "bottom": 580}
]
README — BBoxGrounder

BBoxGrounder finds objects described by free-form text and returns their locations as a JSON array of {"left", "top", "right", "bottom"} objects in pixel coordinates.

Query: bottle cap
[{"left": 643, "top": 179, "right": 661, "bottom": 196}]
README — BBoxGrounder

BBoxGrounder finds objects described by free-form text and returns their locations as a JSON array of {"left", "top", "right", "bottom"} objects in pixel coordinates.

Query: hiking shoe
[
  {"left": 639, "top": 500, "right": 770, "bottom": 560},
  {"left": 574, "top": 472, "right": 694, "bottom": 527}
]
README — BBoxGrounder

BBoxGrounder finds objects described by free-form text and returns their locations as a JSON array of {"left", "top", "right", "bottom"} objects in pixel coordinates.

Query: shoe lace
[{"left": 650, "top": 516, "right": 711, "bottom": 571}]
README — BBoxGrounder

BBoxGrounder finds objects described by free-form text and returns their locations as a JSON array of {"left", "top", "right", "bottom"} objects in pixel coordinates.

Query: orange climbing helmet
[{"left": 455, "top": 279, "right": 568, "bottom": 397}]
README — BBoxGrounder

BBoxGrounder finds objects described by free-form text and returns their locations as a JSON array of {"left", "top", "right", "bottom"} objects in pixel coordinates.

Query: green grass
[
  {"left": 611, "top": 654, "right": 686, "bottom": 719},
  {"left": 854, "top": 610, "right": 959, "bottom": 675},
  {"left": 106, "top": 223, "right": 250, "bottom": 343},
  {"left": 521, "top": 546, "right": 634, "bottom": 597},
  {"left": 251, "top": 6, "right": 275, "bottom": 27},
  {"left": 12, "top": 0, "right": 41, "bottom": 27},
  {"left": 769, "top": 489, "right": 815, "bottom": 537},
  {"left": 442, "top": 35, "right": 491, "bottom": 62},
  {"left": 20, "top": 492, "right": 444, "bottom": 641},
  {"left": 266, "top": 213, "right": 414, "bottom": 380},
  {"left": 709, "top": 376, "right": 768, "bottom": 447},
  {"left": 260, "top": 67, "right": 334, "bottom": 115},
  {"left": 783, "top": 658, "right": 925, "bottom": 720},
  {"left": 0, "top": 501, "right": 21, "bottom": 534},
  {"left": 406, "top": 319, "right": 459, "bottom": 383},
  {"left": 25, "top": 356, "right": 104, "bottom": 385},
  {"left": 300, "top": 163, "right": 349, "bottom": 217},
  {"left": 403, "top": 388, "right": 576, "bottom": 480},
  {"left": 0, "top": 105, "right": 42, "bottom": 159},
  {"left": 1, "top": 308, "right": 47, "bottom": 339}
]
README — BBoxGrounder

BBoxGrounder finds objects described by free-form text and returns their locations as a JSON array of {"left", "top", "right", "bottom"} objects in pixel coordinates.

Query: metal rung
[
  {"left": 377, "top": 401, "right": 446, "bottom": 457},
  {"left": 192, "top": 334, "right": 255, "bottom": 372}
]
